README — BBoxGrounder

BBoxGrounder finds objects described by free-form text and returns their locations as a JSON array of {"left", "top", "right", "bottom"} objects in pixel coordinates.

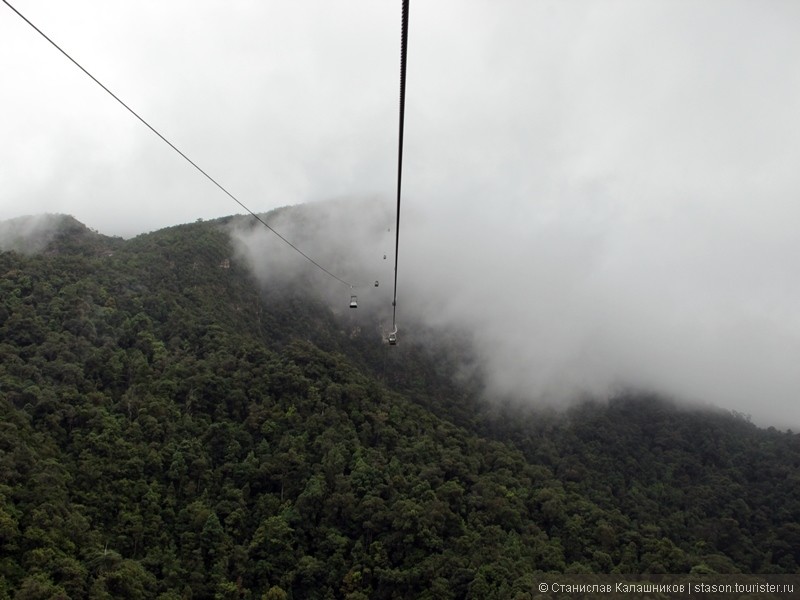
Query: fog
[
  {"left": 3, "top": 1, "right": 800, "bottom": 427},
  {"left": 0, "top": 214, "right": 73, "bottom": 254},
  {"left": 227, "top": 189, "right": 800, "bottom": 430}
]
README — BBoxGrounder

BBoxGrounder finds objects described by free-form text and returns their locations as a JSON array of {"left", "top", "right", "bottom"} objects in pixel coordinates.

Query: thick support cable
[
  {"left": 392, "top": 0, "right": 410, "bottom": 331},
  {"left": 2, "top": 0, "right": 360, "bottom": 289}
]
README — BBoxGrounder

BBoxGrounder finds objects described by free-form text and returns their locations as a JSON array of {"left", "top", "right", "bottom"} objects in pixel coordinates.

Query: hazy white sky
[{"left": 2, "top": 1, "right": 800, "bottom": 427}]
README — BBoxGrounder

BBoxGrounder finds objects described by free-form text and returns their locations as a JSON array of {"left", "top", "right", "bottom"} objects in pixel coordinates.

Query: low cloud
[
  {"left": 0, "top": 214, "right": 72, "bottom": 254},
  {"left": 228, "top": 198, "right": 397, "bottom": 323},
  {"left": 231, "top": 189, "right": 800, "bottom": 431},
  {"left": 4, "top": 1, "right": 800, "bottom": 428}
]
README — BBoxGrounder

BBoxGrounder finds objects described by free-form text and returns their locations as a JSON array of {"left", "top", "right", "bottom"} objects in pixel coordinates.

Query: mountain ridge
[
  {"left": 0, "top": 213, "right": 123, "bottom": 257},
  {"left": 1, "top": 211, "right": 798, "bottom": 597}
]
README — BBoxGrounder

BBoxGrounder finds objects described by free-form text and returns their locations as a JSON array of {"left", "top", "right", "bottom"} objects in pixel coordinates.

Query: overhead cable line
[
  {"left": 391, "top": 0, "right": 410, "bottom": 332},
  {"left": 2, "top": 0, "right": 362, "bottom": 289}
]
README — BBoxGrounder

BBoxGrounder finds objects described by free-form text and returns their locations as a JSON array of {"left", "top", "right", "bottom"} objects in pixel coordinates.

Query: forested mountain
[{"left": 1, "top": 213, "right": 798, "bottom": 599}]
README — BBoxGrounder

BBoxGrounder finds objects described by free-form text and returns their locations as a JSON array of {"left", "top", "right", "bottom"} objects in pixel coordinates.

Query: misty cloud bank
[
  {"left": 229, "top": 199, "right": 397, "bottom": 324},
  {"left": 230, "top": 196, "right": 800, "bottom": 430},
  {"left": 0, "top": 214, "right": 74, "bottom": 254},
  {"left": 4, "top": 1, "right": 800, "bottom": 428}
]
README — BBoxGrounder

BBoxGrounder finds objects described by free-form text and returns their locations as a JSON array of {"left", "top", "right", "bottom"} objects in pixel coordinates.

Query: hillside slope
[{"left": 1, "top": 214, "right": 798, "bottom": 598}]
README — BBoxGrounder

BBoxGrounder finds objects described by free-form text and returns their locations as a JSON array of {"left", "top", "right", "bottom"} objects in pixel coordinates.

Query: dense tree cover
[{"left": 0, "top": 215, "right": 798, "bottom": 598}]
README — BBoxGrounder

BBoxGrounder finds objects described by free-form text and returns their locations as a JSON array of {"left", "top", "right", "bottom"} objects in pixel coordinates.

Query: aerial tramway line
[
  {"left": 3, "top": 0, "right": 410, "bottom": 345},
  {"left": 387, "top": 0, "right": 410, "bottom": 346},
  {"left": 349, "top": 0, "right": 409, "bottom": 349}
]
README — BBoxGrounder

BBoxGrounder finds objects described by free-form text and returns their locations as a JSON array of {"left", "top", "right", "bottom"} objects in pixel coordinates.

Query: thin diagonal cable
[
  {"left": 392, "top": 0, "right": 409, "bottom": 330},
  {"left": 2, "top": 0, "right": 358, "bottom": 289}
]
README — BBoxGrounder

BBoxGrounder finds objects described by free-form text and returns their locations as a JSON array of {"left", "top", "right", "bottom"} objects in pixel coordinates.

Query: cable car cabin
[
  {"left": 388, "top": 331, "right": 397, "bottom": 345},
  {"left": 349, "top": 295, "right": 358, "bottom": 309}
]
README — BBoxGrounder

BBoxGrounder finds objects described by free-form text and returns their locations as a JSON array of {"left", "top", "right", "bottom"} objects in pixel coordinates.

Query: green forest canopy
[{"left": 1, "top": 215, "right": 798, "bottom": 599}]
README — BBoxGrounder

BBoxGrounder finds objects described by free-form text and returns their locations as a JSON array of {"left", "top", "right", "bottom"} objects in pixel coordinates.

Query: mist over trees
[{"left": 1, "top": 213, "right": 799, "bottom": 598}]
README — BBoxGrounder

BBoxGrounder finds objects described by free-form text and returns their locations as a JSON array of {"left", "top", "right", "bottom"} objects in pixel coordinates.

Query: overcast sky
[{"left": 2, "top": 1, "right": 800, "bottom": 428}]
